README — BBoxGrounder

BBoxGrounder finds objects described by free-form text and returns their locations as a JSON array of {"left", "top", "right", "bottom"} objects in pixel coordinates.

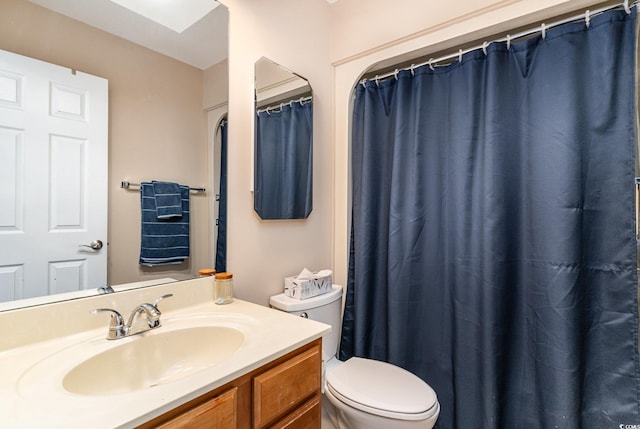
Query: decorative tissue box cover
[{"left": 284, "top": 273, "right": 333, "bottom": 300}]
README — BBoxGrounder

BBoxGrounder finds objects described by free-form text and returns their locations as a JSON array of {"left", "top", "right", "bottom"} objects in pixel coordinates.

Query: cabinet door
[
  {"left": 154, "top": 387, "right": 237, "bottom": 429},
  {"left": 268, "top": 396, "right": 321, "bottom": 429},
  {"left": 253, "top": 345, "right": 321, "bottom": 428}
]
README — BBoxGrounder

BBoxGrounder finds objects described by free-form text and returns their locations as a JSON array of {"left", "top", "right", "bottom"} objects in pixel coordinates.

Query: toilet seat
[{"left": 325, "top": 357, "right": 439, "bottom": 421}]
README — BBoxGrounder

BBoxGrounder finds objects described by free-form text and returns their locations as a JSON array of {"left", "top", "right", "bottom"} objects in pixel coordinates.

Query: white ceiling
[{"left": 28, "top": 0, "right": 228, "bottom": 70}]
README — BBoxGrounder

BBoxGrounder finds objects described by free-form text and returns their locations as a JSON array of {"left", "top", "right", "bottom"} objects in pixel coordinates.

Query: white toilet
[{"left": 270, "top": 285, "right": 440, "bottom": 429}]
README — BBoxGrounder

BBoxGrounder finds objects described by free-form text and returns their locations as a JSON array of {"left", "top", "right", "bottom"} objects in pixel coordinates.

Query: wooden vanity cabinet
[{"left": 138, "top": 338, "right": 321, "bottom": 429}]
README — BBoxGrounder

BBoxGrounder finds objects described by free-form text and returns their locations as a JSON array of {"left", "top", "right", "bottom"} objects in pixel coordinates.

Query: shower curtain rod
[
  {"left": 257, "top": 95, "right": 312, "bottom": 114},
  {"left": 361, "top": 0, "right": 637, "bottom": 84}
]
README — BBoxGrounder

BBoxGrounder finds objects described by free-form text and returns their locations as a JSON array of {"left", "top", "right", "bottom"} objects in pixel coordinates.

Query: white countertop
[{"left": 0, "top": 288, "right": 329, "bottom": 428}]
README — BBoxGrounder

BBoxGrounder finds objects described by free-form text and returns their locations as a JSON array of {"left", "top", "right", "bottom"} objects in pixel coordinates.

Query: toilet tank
[{"left": 269, "top": 285, "right": 343, "bottom": 363}]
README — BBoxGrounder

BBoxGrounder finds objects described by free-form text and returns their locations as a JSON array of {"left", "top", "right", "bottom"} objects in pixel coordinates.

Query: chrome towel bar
[{"left": 120, "top": 181, "right": 205, "bottom": 192}]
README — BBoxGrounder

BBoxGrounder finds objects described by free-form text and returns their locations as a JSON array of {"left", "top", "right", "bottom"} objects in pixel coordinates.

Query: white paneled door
[{"left": 0, "top": 49, "right": 108, "bottom": 302}]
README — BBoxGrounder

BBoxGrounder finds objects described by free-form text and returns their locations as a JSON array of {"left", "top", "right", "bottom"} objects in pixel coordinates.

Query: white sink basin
[
  {"left": 17, "top": 313, "right": 256, "bottom": 399},
  {"left": 63, "top": 326, "right": 244, "bottom": 395}
]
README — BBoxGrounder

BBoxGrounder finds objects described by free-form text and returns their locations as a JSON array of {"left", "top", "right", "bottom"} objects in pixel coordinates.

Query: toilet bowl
[
  {"left": 270, "top": 285, "right": 440, "bottom": 429},
  {"left": 324, "top": 357, "right": 439, "bottom": 429}
]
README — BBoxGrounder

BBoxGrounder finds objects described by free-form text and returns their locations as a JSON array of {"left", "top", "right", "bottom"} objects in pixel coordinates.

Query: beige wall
[
  {"left": 203, "top": 58, "right": 229, "bottom": 111},
  {"left": 222, "top": 0, "right": 334, "bottom": 305},
  {"left": 329, "top": 0, "right": 605, "bottom": 65},
  {"left": 0, "top": 0, "right": 210, "bottom": 285}
]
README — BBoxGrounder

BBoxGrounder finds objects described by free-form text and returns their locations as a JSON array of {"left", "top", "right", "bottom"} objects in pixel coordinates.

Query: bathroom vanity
[
  {"left": 139, "top": 338, "right": 321, "bottom": 428},
  {"left": 0, "top": 278, "right": 329, "bottom": 428}
]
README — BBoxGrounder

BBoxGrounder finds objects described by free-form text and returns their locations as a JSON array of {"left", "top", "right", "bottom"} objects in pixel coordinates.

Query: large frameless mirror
[
  {"left": 0, "top": 0, "right": 228, "bottom": 311},
  {"left": 254, "top": 57, "right": 313, "bottom": 220}
]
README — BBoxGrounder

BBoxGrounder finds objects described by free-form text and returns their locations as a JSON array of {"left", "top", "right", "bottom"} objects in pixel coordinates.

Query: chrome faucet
[
  {"left": 97, "top": 285, "right": 115, "bottom": 294},
  {"left": 91, "top": 294, "right": 173, "bottom": 340},
  {"left": 127, "top": 302, "right": 162, "bottom": 330}
]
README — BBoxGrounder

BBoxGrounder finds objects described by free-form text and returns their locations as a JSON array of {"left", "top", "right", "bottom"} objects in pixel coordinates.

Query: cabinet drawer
[
  {"left": 253, "top": 345, "right": 321, "bottom": 428},
  {"left": 268, "top": 396, "right": 321, "bottom": 429},
  {"left": 154, "top": 386, "right": 237, "bottom": 429}
]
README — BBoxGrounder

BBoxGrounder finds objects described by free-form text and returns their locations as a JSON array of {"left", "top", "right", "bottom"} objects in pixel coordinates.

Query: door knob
[{"left": 80, "top": 239, "right": 103, "bottom": 250}]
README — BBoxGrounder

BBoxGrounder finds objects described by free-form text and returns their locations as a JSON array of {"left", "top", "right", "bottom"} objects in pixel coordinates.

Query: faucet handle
[
  {"left": 91, "top": 308, "right": 124, "bottom": 324},
  {"left": 91, "top": 308, "right": 127, "bottom": 340},
  {"left": 153, "top": 293, "right": 173, "bottom": 308}
]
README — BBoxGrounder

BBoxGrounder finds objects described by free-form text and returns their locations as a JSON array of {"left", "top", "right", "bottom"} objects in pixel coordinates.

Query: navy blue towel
[
  {"left": 139, "top": 182, "right": 190, "bottom": 266},
  {"left": 152, "top": 181, "right": 182, "bottom": 219}
]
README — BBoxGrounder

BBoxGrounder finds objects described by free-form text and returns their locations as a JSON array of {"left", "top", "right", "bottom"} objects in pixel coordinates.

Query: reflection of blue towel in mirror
[
  {"left": 152, "top": 181, "right": 183, "bottom": 219},
  {"left": 139, "top": 182, "right": 190, "bottom": 266}
]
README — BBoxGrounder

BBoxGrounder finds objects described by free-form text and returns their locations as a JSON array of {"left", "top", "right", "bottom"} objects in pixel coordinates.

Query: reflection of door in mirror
[
  {"left": 254, "top": 57, "right": 313, "bottom": 220},
  {"left": 0, "top": 49, "right": 108, "bottom": 302}
]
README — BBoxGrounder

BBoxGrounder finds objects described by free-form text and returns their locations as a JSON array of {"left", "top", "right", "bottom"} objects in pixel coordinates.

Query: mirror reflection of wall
[
  {"left": 0, "top": 0, "right": 228, "bottom": 310},
  {"left": 254, "top": 57, "right": 313, "bottom": 220}
]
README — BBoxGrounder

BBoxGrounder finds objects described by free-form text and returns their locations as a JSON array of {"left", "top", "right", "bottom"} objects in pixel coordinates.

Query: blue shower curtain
[
  {"left": 215, "top": 119, "right": 227, "bottom": 272},
  {"left": 340, "top": 9, "right": 639, "bottom": 429},
  {"left": 254, "top": 101, "right": 313, "bottom": 219}
]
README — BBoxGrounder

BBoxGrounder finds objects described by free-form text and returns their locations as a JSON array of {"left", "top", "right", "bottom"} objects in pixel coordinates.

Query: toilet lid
[{"left": 325, "top": 357, "right": 438, "bottom": 419}]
